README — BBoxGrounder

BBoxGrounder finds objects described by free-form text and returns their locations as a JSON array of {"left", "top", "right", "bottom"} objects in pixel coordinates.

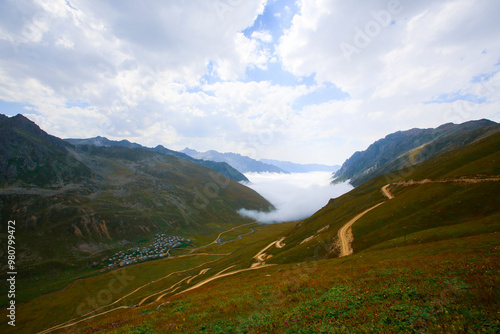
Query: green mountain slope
[
  {"left": 334, "top": 119, "right": 498, "bottom": 186},
  {"left": 270, "top": 128, "right": 500, "bottom": 264},
  {"left": 65, "top": 136, "right": 249, "bottom": 182},
  {"left": 0, "top": 114, "right": 95, "bottom": 187},
  {"left": 0, "top": 114, "right": 272, "bottom": 279}
]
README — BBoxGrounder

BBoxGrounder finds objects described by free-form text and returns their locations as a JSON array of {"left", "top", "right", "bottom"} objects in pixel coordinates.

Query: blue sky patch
[
  {"left": 245, "top": 61, "right": 315, "bottom": 87},
  {"left": 426, "top": 91, "right": 487, "bottom": 104},
  {"left": 0, "top": 100, "right": 34, "bottom": 116},
  {"left": 243, "top": 0, "right": 298, "bottom": 41},
  {"left": 65, "top": 100, "right": 91, "bottom": 109},
  {"left": 293, "top": 83, "right": 350, "bottom": 110},
  {"left": 471, "top": 70, "right": 498, "bottom": 83}
]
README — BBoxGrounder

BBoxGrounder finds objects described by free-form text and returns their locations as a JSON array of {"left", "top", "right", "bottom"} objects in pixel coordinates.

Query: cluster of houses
[{"left": 99, "top": 234, "right": 191, "bottom": 269}]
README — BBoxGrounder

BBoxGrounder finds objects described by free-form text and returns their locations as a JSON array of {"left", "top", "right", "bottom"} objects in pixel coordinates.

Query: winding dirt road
[
  {"left": 172, "top": 264, "right": 274, "bottom": 298},
  {"left": 338, "top": 184, "right": 393, "bottom": 257},
  {"left": 252, "top": 237, "right": 286, "bottom": 266},
  {"left": 337, "top": 202, "right": 385, "bottom": 257},
  {"left": 189, "top": 221, "right": 258, "bottom": 253},
  {"left": 173, "top": 237, "right": 287, "bottom": 297},
  {"left": 337, "top": 177, "right": 500, "bottom": 257}
]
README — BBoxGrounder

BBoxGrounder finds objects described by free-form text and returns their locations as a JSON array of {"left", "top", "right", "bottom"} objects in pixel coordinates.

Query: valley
[{"left": 1, "top": 116, "right": 499, "bottom": 333}]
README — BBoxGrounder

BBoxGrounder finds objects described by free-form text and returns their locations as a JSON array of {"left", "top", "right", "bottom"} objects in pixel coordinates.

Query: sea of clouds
[{"left": 238, "top": 171, "right": 353, "bottom": 224}]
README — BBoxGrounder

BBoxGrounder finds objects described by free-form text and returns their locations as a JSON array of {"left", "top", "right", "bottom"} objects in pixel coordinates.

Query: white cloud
[
  {"left": 214, "top": 32, "right": 271, "bottom": 80},
  {"left": 279, "top": 0, "right": 500, "bottom": 99},
  {"left": 238, "top": 172, "right": 353, "bottom": 223},
  {"left": 278, "top": 0, "right": 500, "bottom": 101},
  {"left": 55, "top": 36, "right": 75, "bottom": 49},
  {"left": 0, "top": 0, "right": 273, "bottom": 144},
  {"left": 251, "top": 30, "right": 273, "bottom": 43},
  {"left": 269, "top": 0, "right": 500, "bottom": 160}
]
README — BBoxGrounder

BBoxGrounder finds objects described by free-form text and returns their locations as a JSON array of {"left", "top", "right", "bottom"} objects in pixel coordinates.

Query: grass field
[
  {"left": 3, "top": 221, "right": 295, "bottom": 334},
  {"left": 73, "top": 232, "right": 499, "bottom": 334}
]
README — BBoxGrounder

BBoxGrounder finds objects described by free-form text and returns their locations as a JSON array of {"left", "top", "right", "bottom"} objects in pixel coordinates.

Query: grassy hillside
[
  {"left": 9, "top": 125, "right": 499, "bottom": 333},
  {"left": 74, "top": 233, "right": 499, "bottom": 334},
  {"left": 0, "top": 145, "right": 271, "bottom": 287},
  {"left": 334, "top": 119, "right": 498, "bottom": 186},
  {"left": 271, "top": 129, "right": 499, "bottom": 264},
  {"left": 65, "top": 137, "right": 250, "bottom": 182},
  {"left": 0, "top": 115, "right": 273, "bottom": 311}
]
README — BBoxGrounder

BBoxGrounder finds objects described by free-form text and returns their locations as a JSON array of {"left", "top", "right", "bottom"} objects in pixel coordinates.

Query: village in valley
[{"left": 95, "top": 234, "right": 191, "bottom": 269}]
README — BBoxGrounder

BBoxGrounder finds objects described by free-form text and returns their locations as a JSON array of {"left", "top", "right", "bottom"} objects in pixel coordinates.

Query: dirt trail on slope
[
  {"left": 37, "top": 306, "right": 130, "bottom": 334},
  {"left": 186, "top": 268, "right": 211, "bottom": 284},
  {"left": 189, "top": 221, "right": 258, "bottom": 253},
  {"left": 275, "top": 237, "right": 286, "bottom": 249},
  {"left": 252, "top": 237, "right": 286, "bottom": 267},
  {"left": 337, "top": 177, "right": 500, "bottom": 258},
  {"left": 381, "top": 184, "right": 394, "bottom": 199},
  {"left": 172, "top": 264, "right": 275, "bottom": 298},
  {"left": 337, "top": 184, "right": 393, "bottom": 257},
  {"left": 38, "top": 257, "right": 221, "bottom": 334},
  {"left": 338, "top": 202, "right": 385, "bottom": 257},
  {"left": 394, "top": 177, "right": 500, "bottom": 187},
  {"left": 172, "top": 237, "right": 288, "bottom": 298}
]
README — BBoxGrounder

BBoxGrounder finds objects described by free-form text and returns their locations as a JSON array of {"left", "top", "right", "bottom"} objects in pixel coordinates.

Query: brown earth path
[
  {"left": 188, "top": 221, "right": 258, "bottom": 253},
  {"left": 37, "top": 306, "right": 131, "bottom": 334},
  {"left": 337, "top": 202, "right": 386, "bottom": 257},
  {"left": 170, "top": 237, "right": 287, "bottom": 298},
  {"left": 338, "top": 184, "right": 393, "bottom": 257},
  {"left": 337, "top": 177, "right": 500, "bottom": 257},
  {"left": 37, "top": 257, "right": 221, "bottom": 334},
  {"left": 252, "top": 237, "right": 286, "bottom": 267},
  {"left": 381, "top": 184, "right": 394, "bottom": 199}
]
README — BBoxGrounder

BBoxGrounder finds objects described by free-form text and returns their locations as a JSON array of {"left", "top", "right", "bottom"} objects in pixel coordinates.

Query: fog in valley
[{"left": 239, "top": 172, "right": 353, "bottom": 224}]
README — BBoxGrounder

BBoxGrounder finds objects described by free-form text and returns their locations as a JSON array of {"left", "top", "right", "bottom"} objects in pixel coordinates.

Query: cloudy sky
[{"left": 1, "top": 0, "right": 499, "bottom": 165}]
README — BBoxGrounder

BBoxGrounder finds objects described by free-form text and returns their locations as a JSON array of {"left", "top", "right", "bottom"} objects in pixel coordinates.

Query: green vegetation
[
  {"left": 2, "top": 117, "right": 499, "bottom": 333},
  {"left": 73, "top": 233, "right": 499, "bottom": 334},
  {"left": 5, "top": 221, "right": 295, "bottom": 334}
]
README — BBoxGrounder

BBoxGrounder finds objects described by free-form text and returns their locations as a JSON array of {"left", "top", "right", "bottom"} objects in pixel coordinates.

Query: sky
[
  {"left": 0, "top": 0, "right": 499, "bottom": 165},
  {"left": 238, "top": 172, "right": 353, "bottom": 223}
]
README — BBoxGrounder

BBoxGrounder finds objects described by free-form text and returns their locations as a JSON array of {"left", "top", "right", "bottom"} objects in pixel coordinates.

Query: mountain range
[
  {"left": 65, "top": 136, "right": 249, "bottom": 182},
  {"left": 0, "top": 114, "right": 272, "bottom": 276},
  {"left": 182, "top": 148, "right": 340, "bottom": 174},
  {"left": 181, "top": 148, "right": 287, "bottom": 174},
  {"left": 259, "top": 158, "right": 340, "bottom": 173},
  {"left": 334, "top": 119, "right": 499, "bottom": 186}
]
